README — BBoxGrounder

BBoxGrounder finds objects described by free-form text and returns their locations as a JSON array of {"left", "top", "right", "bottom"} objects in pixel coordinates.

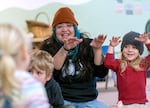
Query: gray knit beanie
[{"left": 121, "top": 31, "right": 144, "bottom": 55}]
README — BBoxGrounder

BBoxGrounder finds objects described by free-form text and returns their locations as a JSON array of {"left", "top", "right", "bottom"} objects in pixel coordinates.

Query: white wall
[{"left": 0, "top": 0, "right": 150, "bottom": 55}]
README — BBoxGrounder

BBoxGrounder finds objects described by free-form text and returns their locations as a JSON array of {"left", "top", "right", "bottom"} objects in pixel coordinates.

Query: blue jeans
[{"left": 64, "top": 99, "right": 109, "bottom": 108}]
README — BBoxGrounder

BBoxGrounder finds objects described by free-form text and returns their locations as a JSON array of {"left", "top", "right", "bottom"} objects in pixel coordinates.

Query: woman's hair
[
  {"left": 29, "top": 49, "right": 54, "bottom": 76},
  {"left": 120, "top": 52, "right": 142, "bottom": 72},
  {"left": 0, "top": 23, "right": 30, "bottom": 105}
]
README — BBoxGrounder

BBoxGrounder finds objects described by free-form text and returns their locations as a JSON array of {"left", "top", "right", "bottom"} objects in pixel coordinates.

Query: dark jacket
[
  {"left": 45, "top": 78, "right": 64, "bottom": 108},
  {"left": 42, "top": 37, "right": 108, "bottom": 102}
]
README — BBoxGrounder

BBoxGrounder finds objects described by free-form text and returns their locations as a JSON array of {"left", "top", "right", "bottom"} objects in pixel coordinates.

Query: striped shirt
[
  {"left": 15, "top": 70, "right": 50, "bottom": 108},
  {"left": 0, "top": 70, "right": 51, "bottom": 108}
]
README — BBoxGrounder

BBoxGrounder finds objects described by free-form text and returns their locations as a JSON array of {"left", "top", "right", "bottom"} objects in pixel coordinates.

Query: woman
[{"left": 41, "top": 7, "right": 109, "bottom": 108}]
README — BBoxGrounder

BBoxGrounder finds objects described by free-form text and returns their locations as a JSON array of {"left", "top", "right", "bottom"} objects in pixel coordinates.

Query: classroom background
[{"left": 0, "top": 0, "right": 150, "bottom": 55}]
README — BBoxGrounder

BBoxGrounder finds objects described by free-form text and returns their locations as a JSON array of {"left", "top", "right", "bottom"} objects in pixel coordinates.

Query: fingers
[
  {"left": 113, "top": 36, "right": 121, "bottom": 41},
  {"left": 64, "top": 37, "right": 82, "bottom": 50},
  {"left": 134, "top": 33, "right": 149, "bottom": 43},
  {"left": 73, "top": 38, "right": 83, "bottom": 45},
  {"left": 64, "top": 37, "right": 81, "bottom": 45},
  {"left": 97, "top": 34, "right": 107, "bottom": 40},
  {"left": 94, "top": 34, "right": 107, "bottom": 43},
  {"left": 109, "top": 36, "right": 121, "bottom": 47}
]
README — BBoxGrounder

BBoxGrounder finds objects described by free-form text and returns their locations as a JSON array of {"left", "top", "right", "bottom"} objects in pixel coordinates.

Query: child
[
  {"left": 0, "top": 23, "right": 50, "bottom": 108},
  {"left": 104, "top": 31, "right": 150, "bottom": 108},
  {"left": 28, "top": 49, "right": 64, "bottom": 108}
]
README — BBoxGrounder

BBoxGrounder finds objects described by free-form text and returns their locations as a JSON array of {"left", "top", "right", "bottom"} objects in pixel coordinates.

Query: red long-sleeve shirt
[{"left": 104, "top": 44, "right": 150, "bottom": 105}]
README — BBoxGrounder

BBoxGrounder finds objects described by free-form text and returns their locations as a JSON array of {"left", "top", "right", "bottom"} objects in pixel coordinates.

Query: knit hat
[
  {"left": 52, "top": 7, "right": 78, "bottom": 27},
  {"left": 121, "top": 31, "right": 144, "bottom": 55}
]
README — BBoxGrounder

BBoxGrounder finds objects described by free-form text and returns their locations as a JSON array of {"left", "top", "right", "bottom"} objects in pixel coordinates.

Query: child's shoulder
[
  {"left": 15, "top": 70, "right": 35, "bottom": 80},
  {"left": 15, "top": 70, "right": 44, "bottom": 87},
  {"left": 45, "top": 78, "right": 61, "bottom": 90}
]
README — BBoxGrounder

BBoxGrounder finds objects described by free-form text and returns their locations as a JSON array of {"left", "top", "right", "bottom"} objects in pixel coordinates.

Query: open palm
[{"left": 110, "top": 36, "right": 121, "bottom": 47}]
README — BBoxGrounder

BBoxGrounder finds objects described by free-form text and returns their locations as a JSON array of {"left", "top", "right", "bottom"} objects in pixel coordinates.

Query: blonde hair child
[
  {"left": 0, "top": 23, "right": 50, "bottom": 108},
  {"left": 104, "top": 31, "right": 150, "bottom": 108}
]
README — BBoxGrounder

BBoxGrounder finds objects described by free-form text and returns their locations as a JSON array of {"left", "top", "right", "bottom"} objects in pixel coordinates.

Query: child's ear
[{"left": 46, "top": 73, "right": 52, "bottom": 81}]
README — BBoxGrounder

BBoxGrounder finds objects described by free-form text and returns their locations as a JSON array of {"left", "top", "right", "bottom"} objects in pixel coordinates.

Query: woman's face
[
  {"left": 55, "top": 23, "right": 75, "bottom": 43},
  {"left": 122, "top": 44, "right": 139, "bottom": 61}
]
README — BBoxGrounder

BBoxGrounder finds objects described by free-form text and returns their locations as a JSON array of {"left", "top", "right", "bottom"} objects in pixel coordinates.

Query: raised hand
[
  {"left": 90, "top": 34, "right": 107, "bottom": 49},
  {"left": 63, "top": 37, "right": 83, "bottom": 50},
  {"left": 135, "top": 32, "right": 150, "bottom": 44},
  {"left": 109, "top": 36, "right": 121, "bottom": 47}
]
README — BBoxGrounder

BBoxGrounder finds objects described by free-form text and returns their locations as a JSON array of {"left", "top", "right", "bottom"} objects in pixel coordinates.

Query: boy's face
[{"left": 29, "top": 66, "right": 52, "bottom": 84}]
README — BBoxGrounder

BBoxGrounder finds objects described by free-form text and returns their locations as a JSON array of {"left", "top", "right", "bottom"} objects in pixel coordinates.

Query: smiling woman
[{"left": 41, "top": 7, "right": 109, "bottom": 108}]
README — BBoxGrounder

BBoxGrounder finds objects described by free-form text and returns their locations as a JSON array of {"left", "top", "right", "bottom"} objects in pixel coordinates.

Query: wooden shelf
[
  {"left": 31, "top": 36, "right": 49, "bottom": 49},
  {"left": 32, "top": 36, "right": 49, "bottom": 43}
]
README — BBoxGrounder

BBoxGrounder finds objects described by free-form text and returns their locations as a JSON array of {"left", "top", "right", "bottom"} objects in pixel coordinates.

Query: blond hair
[
  {"left": 0, "top": 23, "right": 31, "bottom": 106},
  {"left": 120, "top": 52, "right": 142, "bottom": 72},
  {"left": 29, "top": 49, "right": 54, "bottom": 76}
]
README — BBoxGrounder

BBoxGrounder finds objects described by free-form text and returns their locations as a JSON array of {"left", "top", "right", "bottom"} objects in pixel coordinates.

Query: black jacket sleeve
[
  {"left": 94, "top": 63, "right": 109, "bottom": 78},
  {"left": 45, "top": 78, "right": 64, "bottom": 108}
]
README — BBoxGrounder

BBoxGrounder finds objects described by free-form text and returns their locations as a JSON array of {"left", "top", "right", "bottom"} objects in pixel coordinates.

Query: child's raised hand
[
  {"left": 110, "top": 36, "right": 121, "bottom": 47},
  {"left": 135, "top": 32, "right": 150, "bottom": 44}
]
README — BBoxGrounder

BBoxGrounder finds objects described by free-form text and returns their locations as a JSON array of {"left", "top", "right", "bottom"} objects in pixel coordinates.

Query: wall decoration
[
  {"left": 116, "top": 0, "right": 123, "bottom": 3},
  {"left": 134, "top": 4, "right": 142, "bottom": 14},
  {"left": 125, "top": 4, "right": 133, "bottom": 15},
  {"left": 115, "top": 4, "right": 124, "bottom": 13},
  {"left": 143, "top": 4, "right": 150, "bottom": 11},
  {"left": 115, "top": 0, "right": 150, "bottom": 15}
]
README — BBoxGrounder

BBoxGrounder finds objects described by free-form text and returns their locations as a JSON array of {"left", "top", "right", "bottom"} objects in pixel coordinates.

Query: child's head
[
  {"left": 120, "top": 31, "right": 144, "bottom": 71},
  {"left": 0, "top": 23, "right": 31, "bottom": 103},
  {"left": 121, "top": 31, "right": 144, "bottom": 58},
  {"left": 28, "top": 49, "right": 54, "bottom": 84}
]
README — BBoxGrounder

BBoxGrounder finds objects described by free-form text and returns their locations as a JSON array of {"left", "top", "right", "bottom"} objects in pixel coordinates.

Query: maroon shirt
[{"left": 104, "top": 44, "right": 150, "bottom": 105}]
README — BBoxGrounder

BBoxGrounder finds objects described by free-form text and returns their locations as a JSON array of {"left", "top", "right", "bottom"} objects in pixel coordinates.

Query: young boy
[{"left": 28, "top": 49, "right": 64, "bottom": 108}]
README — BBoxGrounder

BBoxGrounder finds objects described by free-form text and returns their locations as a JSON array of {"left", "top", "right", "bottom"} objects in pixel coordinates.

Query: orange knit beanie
[{"left": 52, "top": 7, "right": 78, "bottom": 27}]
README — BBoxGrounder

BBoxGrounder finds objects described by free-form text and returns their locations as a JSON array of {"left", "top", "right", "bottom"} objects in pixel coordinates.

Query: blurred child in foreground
[{"left": 0, "top": 23, "right": 50, "bottom": 108}]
